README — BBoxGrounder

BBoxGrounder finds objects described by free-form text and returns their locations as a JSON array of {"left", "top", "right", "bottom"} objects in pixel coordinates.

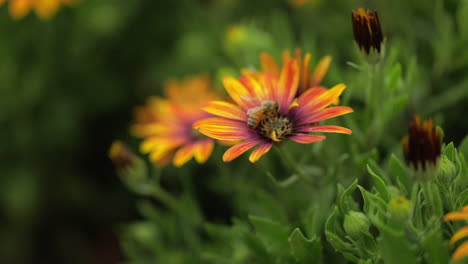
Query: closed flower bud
[
  {"left": 388, "top": 196, "right": 412, "bottom": 222},
  {"left": 343, "top": 211, "right": 370, "bottom": 238},
  {"left": 351, "top": 8, "right": 384, "bottom": 64},
  {"left": 109, "top": 140, "right": 137, "bottom": 170},
  {"left": 438, "top": 155, "right": 456, "bottom": 183},
  {"left": 402, "top": 116, "right": 442, "bottom": 181},
  {"left": 109, "top": 141, "right": 150, "bottom": 194}
]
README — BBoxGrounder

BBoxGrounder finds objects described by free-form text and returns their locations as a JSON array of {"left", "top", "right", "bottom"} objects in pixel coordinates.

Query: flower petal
[
  {"left": 277, "top": 59, "right": 300, "bottom": 114},
  {"left": 444, "top": 212, "right": 468, "bottom": 221},
  {"left": 203, "top": 100, "right": 247, "bottom": 121},
  {"left": 258, "top": 73, "right": 278, "bottom": 102},
  {"left": 453, "top": 241, "right": 468, "bottom": 261},
  {"left": 260, "top": 52, "right": 280, "bottom": 76},
  {"left": 240, "top": 75, "right": 269, "bottom": 101},
  {"left": 295, "top": 106, "right": 354, "bottom": 126},
  {"left": 295, "top": 125, "right": 352, "bottom": 134},
  {"left": 173, "top": 143, "right": 197, "bottom": 167},
  {"left": 297, "top": 84, "right": 346, "bottom": 114},
  {"left": 223, "top": 138, "right": 262, "bottom": 162},
  {"left": 223, "top": 77, "right": 257, "bottom": 110},
  {"left": 194, "top": 117, "right": 252, "bottom": 141},
  {"left": 310, "top": 56, "right": 332, "bottom": 87},
  {"left": 450, "top": 226, "right": 468, "bottom": 246},
  {"left": 288, "top": 134, "right": 326, "bottom": 144},
  {"left": 194, "top": 139, "right": 214, "bottom": 163},
  {"left": 249, "top": 141, "right": 274, "bottom": 162}
]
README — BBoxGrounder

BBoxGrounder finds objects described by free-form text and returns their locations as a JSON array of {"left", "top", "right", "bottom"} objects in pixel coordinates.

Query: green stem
[
  {"left": 421, "top": 181, "right": 435, "bottom": 217},
  {"left": 150, "top": 184, "right": 202, "bottom": 225},
  {"left": 274, "top": 145, "right": 313, "bottom": 184}
]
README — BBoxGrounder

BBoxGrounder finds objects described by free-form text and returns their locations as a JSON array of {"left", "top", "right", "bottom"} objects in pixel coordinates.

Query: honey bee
[{"left": 247, "top": 101, "right": 279, "bottom": 129}]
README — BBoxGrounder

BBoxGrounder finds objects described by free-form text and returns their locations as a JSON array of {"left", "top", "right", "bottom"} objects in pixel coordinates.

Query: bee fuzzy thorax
[{"left": 247, "top": 100, "right": 293, "bottom": 142}]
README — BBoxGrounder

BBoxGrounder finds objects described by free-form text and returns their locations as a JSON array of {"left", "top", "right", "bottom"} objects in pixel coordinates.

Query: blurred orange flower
[
  {"left": 0, "top": 0, "right": 76, "bottom": 20},
  {"left": 131, "top": 75, "right": 217, "bottom": 167}
]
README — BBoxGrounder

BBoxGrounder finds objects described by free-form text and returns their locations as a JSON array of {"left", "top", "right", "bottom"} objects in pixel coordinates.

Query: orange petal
[
  {"left": 223, "top": 138, "right": 261, "bottom": 162},
  {"left": 453, "top": 242, "right": 468, "bottom": 261},
  {"left": 310, "top": 56, "right": 332, "bottom": 87},
  {"left": 140, "top": 136, "right": 185, "bottom": 153},
  {"left": 223, "top": 77, "right": 257, "bottom": 110},
  {"left": 444, "top": 212, "right": 468, "bottom": 221},
  {"left": 296, "top": 106, "right": 354, "bottom": 125},
  {"left": 450, "top": 226, "right": 468, "bottom": 246},
  {"left": 249, "top": 141, "right": 273, "bottom": 162},
  {"left": 277, "top": 59, "right": 299, "bottom": 113},
  {"left": 203, "top": 100, "right": 247, "bottom": 121},
  {"left": 289, "top": 134, "right": 326, "bottom": 144},
  {"left": 463, "top": 205, "right": 468, "bottom": 212},
  {"left": 296, "top": 125, "right": 352, "bottom": 134},
  {"left": 194, "top": 117, "right": 252, "bottom": 141},
  {"left": 260, "top": 52, "right": 280, "bottom": 76},
  {"left": 282, "top": 50, "right": 291, "bottom": 65},
  {"left": 298, "top": 84, "right": 346, "bottom": 114},
  {"left": 240, "top": 75, "right": 269, "bottom": 101},
  {"left": 173, "top": 143, "right": 197, "bottom": 167},
  {"left": 258, "top": 73, "right": 278, "bottom": 102},
  {"left": 194, "top": 139, "right": 214, "bottom": 163}
]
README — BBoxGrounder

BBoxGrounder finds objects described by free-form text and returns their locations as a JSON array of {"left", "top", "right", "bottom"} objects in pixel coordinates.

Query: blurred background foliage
[{"left": 1, "top": 0, "right": 468, "bottom": 263}]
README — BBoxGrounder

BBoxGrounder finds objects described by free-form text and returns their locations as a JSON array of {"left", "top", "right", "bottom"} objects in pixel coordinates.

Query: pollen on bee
[{"left": 246, "top": 101, "right": 293, "bottom": 141}]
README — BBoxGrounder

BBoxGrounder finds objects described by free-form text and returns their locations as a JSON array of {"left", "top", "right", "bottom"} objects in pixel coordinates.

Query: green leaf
[
  {"left": 233, "top": 219, "right": 271, "bottom": 261},
  {"left": 367, "top": 164, "right": 391, "bottom": 201},
  {"left": 389, "top": 154, "right": 411, "bottom": 195},
  {"left": 385, "top": 63, "right": 402, "bottom": 92},
  {"left": 421, "top": 222, "right": 450, "bottom": 264},
  {"left": 459, "top": 134, "right": 468, "bottom": 160},
  {"left": 288, "top": 228, "right": 322, "bottom": 263},
  {"left": 325, "top": 206, "right": 354, "bottom": 252},
  {"left": 248, "top": 215, "right": 290, "bottom": 256},
  {"left": 338, "top": 179, "right": 359, "bottom": 214},
  {"left": 443, "top": 142, "right": 456, "bottom": 161},
  {"left": 379, "top": 228, "right": 419, "bottom": 264}
]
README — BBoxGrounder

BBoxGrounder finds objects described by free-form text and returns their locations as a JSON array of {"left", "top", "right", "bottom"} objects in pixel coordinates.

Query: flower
[
  {"left": 444, "top": 205, "right": 468, "bottom": 261},
  {"left": 132, "top": 75, "right": 216, "bottom": 167},
  {"left": 0, "top": 0, "right": 76, "bottom": 20},
  {"left": 243, "top": 49, "right": 332, "bottom": 96},
  {"left": 402, "top": 116, "right": 441, "bottom": 172},
  {"left": 351, "top": 8, "right": 383, "bottom": 54},
  {"left": 194, "top": 59, "right": 353, "bottom": 162}
]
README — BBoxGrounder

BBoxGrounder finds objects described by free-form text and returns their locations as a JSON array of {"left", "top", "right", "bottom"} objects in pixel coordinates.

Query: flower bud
[
  {"left": 402, "top": 116, "right": 442, "bottom": 181},
  {"left": 109, "top": 140, "right": 150, "bottom": 194},
  {"left": 109, "top": 140, "right": 137, "bottom": 170},
  {"left": 438, "top": 155, "right": 456, "bottom": 183},
  {"left": 388, "top": 196, "right": 412, "bottom": 222},
  {"left": 351, "top": 8, "right": 384, "bottom": 64},
  {"left": 343, "top": 211, "right": 370, "bottom": 238}
]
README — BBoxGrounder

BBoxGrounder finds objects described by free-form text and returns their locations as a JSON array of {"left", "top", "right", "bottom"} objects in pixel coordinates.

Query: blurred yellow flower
[
  {"left": 225, "top": 24, "right": 247, "bottom": 47},
  {"left": 131, "top": 75, "right": 217, "bottom": 167},
  {"left": 0, "top": 0, "right": 76, "bottom": 20}
]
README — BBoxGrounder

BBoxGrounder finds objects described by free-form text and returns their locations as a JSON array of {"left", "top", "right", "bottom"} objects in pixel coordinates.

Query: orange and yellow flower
[
  {"left": 0, "top": 0, "right": 75, "bottom": 20},
  {"left": 444, "top": 205, "right": 468, "bottom": 261},
  {"left": 194, "top": 59, "right": 353, "bottom": 163},
  {"left": 243, "top": 49, "right": 332, "bottom": 96},
  {"left": 132, "top": 75, "right": 216, "bottom": 167}
]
